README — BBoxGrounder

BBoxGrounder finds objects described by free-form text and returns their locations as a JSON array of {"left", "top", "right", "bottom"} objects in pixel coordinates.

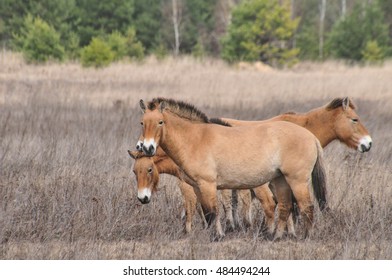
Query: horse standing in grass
[
  {"left": 131, "top": 97, "right": 372, "bottom": 236},
  {"left": 128, "top": 148, "right": 203, "bottom": 234},
  {"left": 138, "top": 98, "right": 326, "bottom": 239},
  {"left": 220, "top": 97, "right": 373, "bottom": 231}
]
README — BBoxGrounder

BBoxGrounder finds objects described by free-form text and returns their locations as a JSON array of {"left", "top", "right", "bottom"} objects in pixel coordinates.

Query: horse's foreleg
[
  {"left": 196, "top": 182, "right": 224, "bottom": 239},
  {"left": 272, "top": 177, "right": 293, "bottom": 240},
  {"left": 253, "top": 183, "right": 276, "bottom": 239},
  {"left": 238, "top": 189, "right": 253, "bottom": 228},
  {"left": 220, "top": 189, "right": 235, "bottom": 231},
  {"left": 178, "top": 180, "right": 198, "bottom": 233}
]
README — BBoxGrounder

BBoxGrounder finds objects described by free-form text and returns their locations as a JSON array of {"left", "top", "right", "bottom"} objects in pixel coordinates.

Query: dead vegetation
[{"left": 1, "top": 54, "right": 391, "bottom": 259}]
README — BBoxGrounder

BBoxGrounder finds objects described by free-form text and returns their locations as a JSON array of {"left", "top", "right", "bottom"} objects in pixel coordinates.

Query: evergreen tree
[
  {"left": 14, "top": 15, "right": 65, "bottom": 63},
  {"left": 76, "top": 0, "right": 135, "bottom": 46},
  {"left": 327, "top": 1, "right": 390, "bottom": 61},
  {"left": 221, "top": 0, "right": 299, "bottom": 66},
  {"left": 133, "top": 0, "right": 163, "bottom": 52}
]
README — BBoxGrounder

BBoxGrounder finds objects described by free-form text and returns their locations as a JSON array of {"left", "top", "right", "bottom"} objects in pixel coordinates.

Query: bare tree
[
  {"left": 341, "top": 0, "right": 347, "bottom": 17},
  {"left": 319, "top": 0, "right": 326, "bottom": 59},
  {"left": 172, "top": 0, "right": 182, "bottom": 56}
]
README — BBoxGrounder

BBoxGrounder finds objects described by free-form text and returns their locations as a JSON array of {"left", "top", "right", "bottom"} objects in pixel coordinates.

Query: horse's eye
[
  {"left": 158, "top": 120, "right": 164, "bottom": 125},
  {"left": 351, "top": 118, "right": 358, "bottom": 123},
  {"left": 140, "top": 121, "right": 144, "bottom": 126},
  {"left": 148, "top": 168, "right": 153, "bottom": 173}
]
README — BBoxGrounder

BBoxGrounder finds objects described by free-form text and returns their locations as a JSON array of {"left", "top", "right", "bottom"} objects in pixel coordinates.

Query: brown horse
[
  {"left": 128, "top": 148, "right": 202, "bottom": 233},
  {"left": 220, "top": 97, "right": 373, "bottom": 231},
  {"left": 138, "top": 97, "right": 326, "bottom": 239},
  {"left": 131, "top": 97, "right": 371, "bottom": 236}
]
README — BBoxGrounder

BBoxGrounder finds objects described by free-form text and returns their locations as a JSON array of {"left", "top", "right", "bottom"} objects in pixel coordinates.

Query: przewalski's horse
[
  {"left": 128, "top": 148, "right": 202, "bottom": 234},
  {"left": 221, "top": 97, "right": 373, "bottom": 231},
  {"left": 138, "top": 97, "right": 326, "bottom": 239}
]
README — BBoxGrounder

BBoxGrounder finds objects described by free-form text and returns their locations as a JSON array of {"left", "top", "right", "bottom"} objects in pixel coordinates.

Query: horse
[
  {"left": 220, "top": 97, "right": 373, "bottom": 231},
  {"left": 138, "top": 97, "right": 327, "bottom": 239},
  {"left": 131, "top": 97, "right": 372, "bottom": 236},
  {"left": 128, "top": 148, "right": 202, "bottom": 233}
]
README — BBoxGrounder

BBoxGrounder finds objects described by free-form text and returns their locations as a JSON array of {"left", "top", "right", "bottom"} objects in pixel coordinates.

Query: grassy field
[{"left": 1, "top": 53, "right": 391, "bottom": 259}]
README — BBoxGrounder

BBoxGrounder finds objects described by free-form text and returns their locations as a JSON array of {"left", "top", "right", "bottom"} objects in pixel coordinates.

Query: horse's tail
[{"left": 311, "top": 140, "right": 328, "bottom": 212}]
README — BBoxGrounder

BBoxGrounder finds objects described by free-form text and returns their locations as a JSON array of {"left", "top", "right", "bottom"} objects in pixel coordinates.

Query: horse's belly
[{"left": 216, "top": 169, "right": 278, "bottom": 189}]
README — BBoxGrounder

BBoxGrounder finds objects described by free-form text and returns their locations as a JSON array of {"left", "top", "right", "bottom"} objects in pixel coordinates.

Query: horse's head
[
  {"left": 139, "top": 99, "right": 166, "bottom": 156},
  {"left": 332, "top": 97, "right": 372, "bottom": 153},
  {"left": 128, "top": 150, "right": 159, "bottom": 204}
]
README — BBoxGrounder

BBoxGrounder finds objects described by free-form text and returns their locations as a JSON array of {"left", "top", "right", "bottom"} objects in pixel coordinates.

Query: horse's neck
[
  {"left": 154, "top": 155, "right": 181, "bottom": 177},
  {"left": 160, "top": 112, "right": 198, "bottom": 173},
  {"left": 276, "top": 109, "right": 336, "bottom": 148}
]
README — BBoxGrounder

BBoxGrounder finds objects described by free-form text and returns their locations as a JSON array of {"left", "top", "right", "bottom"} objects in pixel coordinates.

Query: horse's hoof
[
  {"left": 211, "top": 234, "right": 225, "bottom": 242},
  {"left": 264, "top": 231, "right": 274, "bottom": 241},
  {"left": 288, "top": 233, "right": 297, "bottom": 241}
]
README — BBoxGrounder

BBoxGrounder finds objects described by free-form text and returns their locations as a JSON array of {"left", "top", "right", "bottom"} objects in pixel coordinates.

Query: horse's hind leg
[
  {"left": 285, "top": 177, "right": 314, "bottom": 239},
  {"left": 253, "top": 184, "right": 276, "bottom": 239},
  {"left": 272, "top": 177, "right": 294, "bottom": 240}
]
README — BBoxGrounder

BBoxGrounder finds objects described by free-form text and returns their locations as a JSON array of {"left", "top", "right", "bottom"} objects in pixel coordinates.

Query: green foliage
[
  {"left": 124, "top": 28, "right": 144, "bottom": 60},
  {"left": 108, "top": 31, "right": 128, "bottom": 61},
  {"left": 361, "top": 40, "right": 385, "bottom": 64},
  {"left": 295, "top": 24, "right": 319, "bottom": 60},
  {"left": 65, "top": 32, "right": 80, "bottom": 60},
  {"left": 14, "top": 15, "right": 65, "bottom": 63},
  {"left": 221, "top": 0, "right": 299, "bottom": 66},
  {"left": 76, "top": 0, "right": 135, "bottom": 46},
  {"left": 133, "top": 0, "right": 162, "bottom": 52},
  {"left": 327, "top": 1, "right": 390, "bottom": 61},
  {"left": 181, "top": 0, "right": 217, "bottom": 54},
  {"left": 192, "top": 40, "right": 206, "bottom": 59},
  {"left": 152, "top": 43, "right": 169, "bottom": 61},
  {"left": 80, "top": 37, "right": 114, "bottom": 67}
]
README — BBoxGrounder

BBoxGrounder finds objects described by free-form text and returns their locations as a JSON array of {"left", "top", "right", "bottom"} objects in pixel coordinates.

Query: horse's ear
[
  {"left": 140, "top": 99, "right": 146, "bottom": 113},
  {"left": 159, "top": 101, "right": 166, "bottom": 113},
  {"left": 342, "top": 97, "right": 350, "bottom": 111},
  {"left": 128, "top": 150, "right": 140, "bottom": 159}
]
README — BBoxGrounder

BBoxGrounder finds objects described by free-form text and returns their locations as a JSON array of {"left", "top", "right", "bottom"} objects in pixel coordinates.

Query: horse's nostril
[{"left": 138, "top": 196, "right": 150, "bottom": 204}]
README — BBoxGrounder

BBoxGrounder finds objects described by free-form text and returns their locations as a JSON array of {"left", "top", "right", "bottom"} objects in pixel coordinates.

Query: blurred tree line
[{"left": 0, "top": 0, "right": 391, "bottom": 66}]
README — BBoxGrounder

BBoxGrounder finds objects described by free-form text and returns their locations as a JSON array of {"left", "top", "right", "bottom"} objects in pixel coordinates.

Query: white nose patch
[
  {"left": 136, "top": 140, "right": 143, "bottom": 151},
  {"left": 138, "top": 188, "right": 152, "bottom": 200},
  {"left": 358, "top": 135, "right": 373, "bottom": 152},
  {"left": 142, "top": 138, "right": 157, "bottom": 154}
]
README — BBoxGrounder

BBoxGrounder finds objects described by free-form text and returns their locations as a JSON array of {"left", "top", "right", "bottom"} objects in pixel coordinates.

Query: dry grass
[{"left": 1, "top": 52, "right": 391, "bottom": 259}]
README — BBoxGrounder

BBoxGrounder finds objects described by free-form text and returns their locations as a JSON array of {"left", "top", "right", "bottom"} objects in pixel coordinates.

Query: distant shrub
[
  {"left": 192, "top": 40, "right": 206, "bottom": 59},
  {"left": 108, "top": 31, "right": 128, "bottom": 61},
  {"left": 65, "top": 32, "right": 81, "bottom": 60},
  {"left": 125, "top": 27, "right": 145, "bottom": 60},
  {"left": 80, "top": 37, "right": 114, "bottom": 67},
  {"left": 152, "top": 43, "right": 168, "bottom": 60},
  {"left": 14, "top": 15, "right": 65, "bottom": 63},
  {"left": 361, "top": 40, "right": 385, "bottom": 64}
]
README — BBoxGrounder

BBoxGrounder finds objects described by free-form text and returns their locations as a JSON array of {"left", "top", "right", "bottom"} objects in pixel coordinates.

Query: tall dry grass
[{"left": 1, "top": 52, "right": 391, "bottom": 259}]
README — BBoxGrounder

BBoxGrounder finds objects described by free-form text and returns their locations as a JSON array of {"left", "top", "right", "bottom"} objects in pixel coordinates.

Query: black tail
[{"left": 312, "top": 141, "right": 328, "bottom": 211}]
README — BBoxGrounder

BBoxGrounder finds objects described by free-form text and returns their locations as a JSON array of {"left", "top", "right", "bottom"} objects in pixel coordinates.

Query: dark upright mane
[
  {"left": 147, "top": 97, "right": 209, "bottom": 123},
  {"left": 282, "top": 111, "right": 297, "bottom": 115},
  {"left": 209, "top": 118, "right": 232, "bottom": 127},
  {"left": 326, "top": 97, "right": 356, "bottom": 111}
]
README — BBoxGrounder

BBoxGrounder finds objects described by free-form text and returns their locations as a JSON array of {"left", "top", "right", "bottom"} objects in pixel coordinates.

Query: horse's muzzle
[
  {"left": 142, "top": 144, "right": 156, "bottom": 156},
  {"left": 138, "top": 196, "right": 150, "bottom": 204},
  {"left": 360, "top": 142, "right": 372, "bottom": 153},
  {"left": 358, "top": 136, "right": 372, "bottom": 153}
]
